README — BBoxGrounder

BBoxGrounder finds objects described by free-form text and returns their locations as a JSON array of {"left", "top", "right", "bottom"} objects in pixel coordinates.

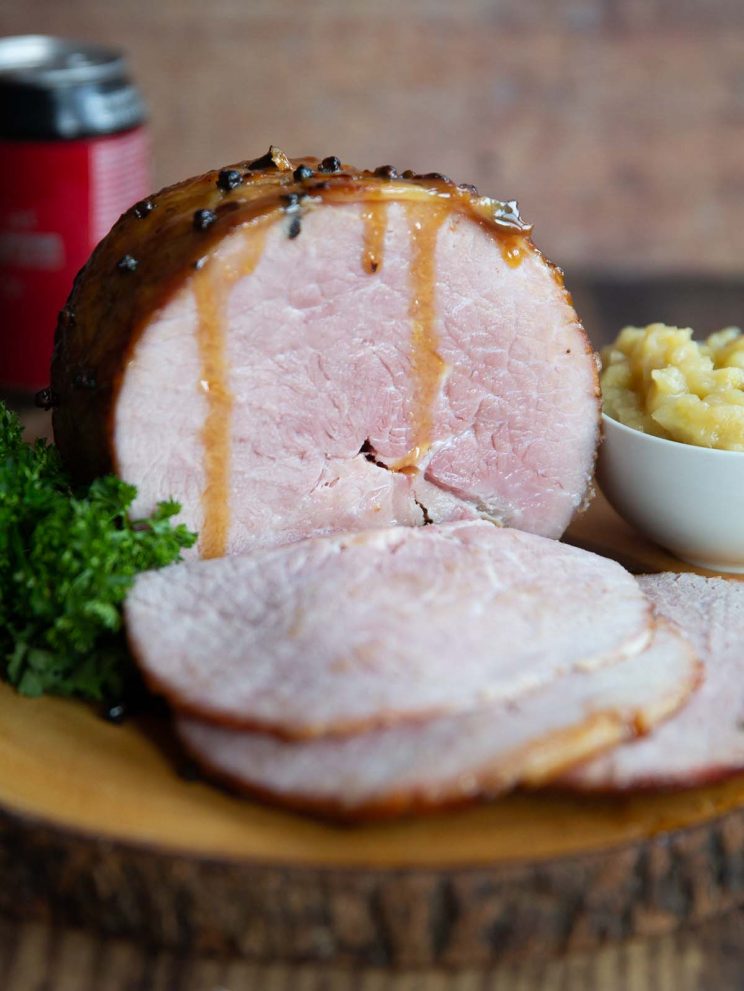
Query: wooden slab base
[{"left": 1, "top": 493, "right": 743, "bottom": 966}]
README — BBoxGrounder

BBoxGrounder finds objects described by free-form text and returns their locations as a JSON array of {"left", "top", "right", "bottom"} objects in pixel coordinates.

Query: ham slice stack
[
  {"left": 174, "top": 617, "right": 694, "bottom": 817},
  {"left": 53, "top": 149, "right": 712, "bottom": 819},
  {"left": 125, "top": 523, "right": 700, "bottom": 818}
]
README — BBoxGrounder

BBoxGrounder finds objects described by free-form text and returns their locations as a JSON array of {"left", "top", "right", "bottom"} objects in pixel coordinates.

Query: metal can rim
[{"left": 0, "top": 35, "right": 129, "bottom": 88}]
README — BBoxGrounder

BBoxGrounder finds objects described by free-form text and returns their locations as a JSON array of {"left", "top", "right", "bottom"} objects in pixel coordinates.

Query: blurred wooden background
[
  {"left": 1, "top": 0, "right": 744, "bottom": 340},
  {"left": 1, "top": 0, "right": 744, "bottom": 282}
]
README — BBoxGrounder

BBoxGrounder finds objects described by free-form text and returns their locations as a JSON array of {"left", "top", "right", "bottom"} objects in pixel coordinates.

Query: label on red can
[{"left": 0, "top": 125, "right": 150, "bottom": 391}]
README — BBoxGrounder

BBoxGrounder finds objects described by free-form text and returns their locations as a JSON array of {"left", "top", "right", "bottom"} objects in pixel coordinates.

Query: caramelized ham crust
[
  {"left": 175, "top": 619, "right": 699, "bottom": 819},
  {"left": 51, "top": 149, "right": 599, "bottom": 555},
  {"left": 125, "top": 521, "right": 654, "bottom": 738}
]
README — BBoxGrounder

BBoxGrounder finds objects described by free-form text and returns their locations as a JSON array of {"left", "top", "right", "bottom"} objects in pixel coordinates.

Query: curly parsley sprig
[{"left": 0, "top": 403, "right": 197, "bottom": 700}]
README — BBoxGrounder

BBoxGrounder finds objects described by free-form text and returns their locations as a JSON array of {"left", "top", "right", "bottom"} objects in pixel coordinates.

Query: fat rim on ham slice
[
  {"left": 125, "top": 521, "right": 654, "bottom": 738},
  {"left": 174, "top": 619, "right": 700, "bottom": 820},
  {"left": 565, "top": 572, "right": 744, "bottom": 792},
  {"left": 51, "top": 150, "right": 600, "bottom": 557}
]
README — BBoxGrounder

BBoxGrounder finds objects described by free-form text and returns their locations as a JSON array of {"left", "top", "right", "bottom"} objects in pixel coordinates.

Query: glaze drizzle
[
  {"left": 392, "top": 202, "right": 449, "bottom": 473},
  {"left": 361, "top": 200, "right": 388, "bottom": 274},
  {"left": 193, "top": 223, "right": 268, "bottom": 557}
]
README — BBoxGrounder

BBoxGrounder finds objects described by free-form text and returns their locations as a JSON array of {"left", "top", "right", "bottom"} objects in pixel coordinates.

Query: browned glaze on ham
[
  {"left": 500, "top": 233, "right": 527, "bottom": 269},
  {"left": 51, "top": 148, "right": 531, "bottom": 482}
]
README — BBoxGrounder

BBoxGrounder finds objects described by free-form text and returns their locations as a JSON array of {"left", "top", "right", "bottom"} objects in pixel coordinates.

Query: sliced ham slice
[
  {"left": 566, "top": 573, "right": 744, "bottom": 791},
  {"left": 175, "top": 620, "right": 699, "bottom": 819},
  {"left": 125, "top": 521, "right": 654, "bottom": 738},
  {"left": 51, "top": 151, "right": 599, "bottom": 556}
]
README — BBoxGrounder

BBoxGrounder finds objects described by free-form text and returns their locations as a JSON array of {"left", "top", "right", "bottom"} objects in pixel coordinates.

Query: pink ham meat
[
  {"left": 567, "top": 573, "right": 744, "bottom": 791},
  {"left": 175, "top": 620, "right": 699, "bottom": 819},
  {"left": 125, "top": 521, "right": 654, "bottom": 738},
  {"left": 51, "top": 150, "right": 599, "bottom": 557}
]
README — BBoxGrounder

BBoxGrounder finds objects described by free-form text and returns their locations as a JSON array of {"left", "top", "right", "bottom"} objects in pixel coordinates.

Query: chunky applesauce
[{"left": 601, "top": 323, "right": 744, "bottom": 450}]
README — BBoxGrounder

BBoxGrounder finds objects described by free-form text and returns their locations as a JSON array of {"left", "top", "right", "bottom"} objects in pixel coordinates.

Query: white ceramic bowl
[{"left": 598, "top": 412, "right": 744, "bottom": 573}]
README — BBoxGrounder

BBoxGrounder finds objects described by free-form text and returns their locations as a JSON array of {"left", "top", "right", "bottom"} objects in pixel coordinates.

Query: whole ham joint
[
  {"left": 51, "top": 148, "right": 600, "bottom": 556},
  {"left": 125, "top": 521, "right": 654, "bottom": 738}
]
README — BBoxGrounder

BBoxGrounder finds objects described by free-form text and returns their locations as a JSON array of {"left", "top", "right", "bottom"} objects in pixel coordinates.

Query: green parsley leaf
[{"left": 0, "top": 402, "right": 197, "bottom": 701}]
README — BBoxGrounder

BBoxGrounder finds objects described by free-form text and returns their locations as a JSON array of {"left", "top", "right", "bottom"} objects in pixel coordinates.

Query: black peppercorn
[
  {"left": 73, "top": 368, "right": 97, "bottom": 390},
  {"left": 374, "top": 165, "right": 398, "bottom": 179},
  {"left": 247, "top": 148, "right": 276, "bottom": 171},
  {"left": 401, "top": 169, "right": 415, "bottom": 179},
  {"left": 193, "top": 209, "right": 217, "bottom": 231},
  {"left": 132, "top": 198, "right": 155, "bottom": 219},
  {"left": 58, "top": 306, "right": 76, "bottom": 329},
  {"left": 116, "top": 254, "right": 138, "bottom": 272},
  {"left": 419, "top": 172, "right": 452, "bottom": 184},
  {"left": 458, "top": 182, "right": 479, "bottom": 195},
  {"left": 34, "top": 387, "right": 58, "bottom": 410},
  {"left": 293, "top": 164, "right": 314, "bottom": 182},
  {"left": 319, "top": 155, "right": 341, "bottom": 173},
  {"left": 288, "top": 216, "right": 302, "bottom": 239},
  {"left": 217, "top": 168, "right": 242, "bottom": 192},
  {"left": 103, "top": 703, "right": 127, "bottom": 724}
]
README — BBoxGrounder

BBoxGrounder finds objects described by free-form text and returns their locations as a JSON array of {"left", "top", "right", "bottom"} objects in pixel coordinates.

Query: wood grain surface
[{"left": 2, "top": 911, "right": 744, "bottom": 991}]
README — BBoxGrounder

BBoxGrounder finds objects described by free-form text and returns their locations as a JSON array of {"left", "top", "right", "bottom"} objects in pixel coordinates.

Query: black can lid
[{"left": 0, "top": 35, "right": 147, "bottom": 140}]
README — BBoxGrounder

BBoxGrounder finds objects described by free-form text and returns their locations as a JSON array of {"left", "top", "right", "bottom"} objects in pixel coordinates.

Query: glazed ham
[
  {"left": 125, "top": 521, "right": 654, "bottom": 738},
  {"left": 175, "top": 619, "right": 699, "bottom": 818},
  {"left": 51, "top": 148, "right": 600, "bottom": 556},
  {"left": 567, "top": 573, "right": 744, "bottom": 791}
]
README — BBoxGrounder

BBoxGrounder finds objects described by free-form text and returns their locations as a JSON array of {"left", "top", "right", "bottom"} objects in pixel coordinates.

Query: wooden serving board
[{"left": 1, "top": 492, "right": 744, "bottom": 968}]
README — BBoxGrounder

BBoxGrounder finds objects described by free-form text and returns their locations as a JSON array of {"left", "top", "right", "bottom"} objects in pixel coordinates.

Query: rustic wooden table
[{"left": 1, "top": 911, "right": 743, "bottom": 990}]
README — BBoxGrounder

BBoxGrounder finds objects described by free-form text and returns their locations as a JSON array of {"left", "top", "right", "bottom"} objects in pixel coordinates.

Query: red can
[{"left": 0, "top": 36, "right": 150, "bottom": 394}]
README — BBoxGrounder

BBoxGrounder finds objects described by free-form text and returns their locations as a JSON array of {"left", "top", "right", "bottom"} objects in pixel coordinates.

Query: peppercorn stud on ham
[{"left": 51, "top": 147, "right": 600, "bottom": 556}]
